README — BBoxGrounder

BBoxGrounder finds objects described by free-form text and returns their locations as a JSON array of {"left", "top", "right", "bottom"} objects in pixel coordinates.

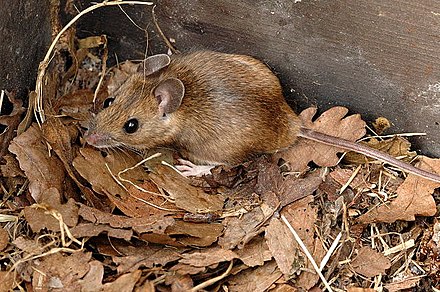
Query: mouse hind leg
[{"left": 174, "top": 159, "right": 215, "bottom": 177}]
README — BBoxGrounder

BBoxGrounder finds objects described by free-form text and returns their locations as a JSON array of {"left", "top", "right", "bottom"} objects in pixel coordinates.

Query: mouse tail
[{"left": 298, "top": 127, "right": 440, "bottom": 183}]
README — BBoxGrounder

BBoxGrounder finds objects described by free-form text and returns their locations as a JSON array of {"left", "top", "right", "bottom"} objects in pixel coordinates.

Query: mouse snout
[{"left": 83, "top": 132, "right": 108, "bottom": 148}]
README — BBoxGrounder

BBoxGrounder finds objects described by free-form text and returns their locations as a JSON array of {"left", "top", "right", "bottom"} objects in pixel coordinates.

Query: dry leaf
[
  {"left": 77, "top": 203, "right": 174, "bottom": 234},
  {"left": 219, "top": 207, "right": 268, "bottom": 250},
  {"left": 278, "top": 107, "right": 366, "bottom": 171},
  {"left": 265, "top": 217, "right": 301, "bottom": 277},
  {"left": 256, "top": 157, "right": 322, "bottom": 207},
  {"left": 347, "top": 287, "right": 376, "bottom": 292},
  {"left": 9, "top": 124, "right": 66, "bottom": 202},
  {"left": 112, "top": 244, "right": 183, "bottom": 274},
  {"left": 358, "top": 156, "right": 440, "bottom": 223},
  {"left": 150, "top": 165, "right": 224, "bottom": 214},
  {"left": 351, "top": 246, "right": 391, "bottom": 277},
  {"left": 70, "top": 223, "right": 133, "bottom": 240},
  {"left": 101, "top": 270, "right": 141, "bottom": 292},
  {"left": 344, "top": 136, "right": 416, "bottom": 164},
  {"left": 179, "top": 246, "right": 237, "bottom": 267},
  {"left": 77, "top": 261, "right": 104, "bottom": 292},
  {"left": 0, "top": 271, "right": 16, "bottom": 292},
  {"left": 167, "top": 275, "right": 194, "bottom": 291},
  {"left": 235, "top": 236, "right": 272, "bottom": 267},
  {"left": 42, "top": 117, "right": 101, "bottom": 204},
  {"left": 0, "top": 227, "right": 8, "bottom": 252},
  {"left": 24, "top": 188, "right": 78, "bottom": 233},
  {"left": 54, "top": 89, "right": 94, "bottom": 120},
  {"left": 31, "top": 252, "right": 92, "bottom": 291},
  {"left": 270, "top": 284, "right": 298, "bottom": 292},
  {"left": 279, "top": 196, "right": 325, "bottom": 289},
  {"left": 384, "top": 277, "right": 420, "bottom": 292},
  {"left": 0, "top": 91, "right": 26, "bottom": 158},
  {"left": 226, "top": 260, "right": 283, "bottom": 292},
  {"left": 0, "top": 154, "right": 24, "bottom": 177},
  {"left": 74, "top": 148, "right": 168, "bottom": 217},
  {"left": 13, "top": 236, "right": 44, "bottom": 254},
  {"left": 329, "top": 167, "right": 371, "bottom": 190},
  {"left": 165, "top": 220, "right": 224, "bottom": 247}
]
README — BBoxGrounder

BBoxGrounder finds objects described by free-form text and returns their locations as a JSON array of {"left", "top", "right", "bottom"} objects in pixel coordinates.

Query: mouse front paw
[{"left": 175, "top": 159, "right": 215, "bottom": 177}]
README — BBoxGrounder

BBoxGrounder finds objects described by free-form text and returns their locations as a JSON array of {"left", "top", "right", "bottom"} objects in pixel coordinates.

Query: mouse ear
[
  {"left": 154, "top": 78, "right": 185, "bottom": 116},
  {"left": 138, "top": 54, "right": 171, "bottom": 75}
]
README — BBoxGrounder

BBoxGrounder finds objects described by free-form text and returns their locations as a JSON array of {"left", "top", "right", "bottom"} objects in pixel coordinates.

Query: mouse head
[{"left": 84, "top": 54, "right": 185, "bottom": 151}]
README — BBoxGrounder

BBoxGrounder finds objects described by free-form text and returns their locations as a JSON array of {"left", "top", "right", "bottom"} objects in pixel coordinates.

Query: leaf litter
[{"left": 1, "top": 2, "right": 440, "bottom": 291}]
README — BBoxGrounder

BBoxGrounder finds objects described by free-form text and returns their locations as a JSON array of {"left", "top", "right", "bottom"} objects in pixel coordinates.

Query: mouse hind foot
[{"left": 175, "top": 159, "right": 215, "bottom": 177}]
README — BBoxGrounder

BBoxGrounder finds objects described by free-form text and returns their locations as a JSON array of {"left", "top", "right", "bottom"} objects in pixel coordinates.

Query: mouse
[{"left": 84, "top": 51, "right": 440, "bottom": 183}]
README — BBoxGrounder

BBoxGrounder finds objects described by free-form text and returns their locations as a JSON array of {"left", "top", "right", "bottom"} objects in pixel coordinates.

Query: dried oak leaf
[
  {"left": 329, "top": 167, "right": 372, "bottom": 190},
  {"left": 0, "top": 154, "right": 24, "bottom": 177},
  {"left": 0, "top": 91, "right": 26, "bottom": 158},
  {"left": 166, "top": 274, "right": 194, "bottom": 291},
  {"left": 344, "top": 136, "right": 416, "bottom": 164},
  {"left": 235, "top": 236, "right": 273, "bottom": 267},
  {"left": 179, "top": 246, "right": 238, "bottom": 267},
  {"left": 351, "top": 246, "right": 391, "bottom": 277},
  {"left": 278, "top": 107, "right": 366, "bottom": 172},
  {"left": 24, "top": 187, "right": 78, "bottom": 233},
  {"left": 358, "top": 156, "right": 440, "bottom": 223},
  {"left": 265, "top": 217, "right": 301, "bottom": 277},
  {"left": 150, "top": 164, "right": 224, "bottom": 214},
  {"left": 100, "top": 270, "right": 142, "bottom": 292},
  {"left": 31, "top": 251, "right": 92, "bottom": 291},
  {"left": 274, "top": 196, "right": 325, "bottom": 289},
  {"left": 164, "top": 220, "right": 224, "bottom": 247},
  {"left": 384, "top": 277, "right": 420, "bottom": 292},
  {"left": 347, "top": 288, "right": 376, "bottom": 292},
  {"left": 107, "top": 61, "right": 140, "bottom": 95},
  {"left": 73, "top": 148, "right": 170, "bottom": 217},
  {"left": 42, "top": 117, "right": 106, "bottom": 208},
  {"left": 77, "top": 261, "right": 104, "bottom": 292},
  {"left": 226, "top": 260, "right": 283, "bottom": 292},
  {"left": 70, "top": 223, "right": 133, "bottom": 240},
  {"left": 53, "top": 89, "right": 94, "bottom": 120},
  {"left": 112, "top": 243, "right": 184, "bottom": 274},
  {"left": 0, "top": 271, "right": 16, "bottom": 292},
  {"left": 219, "top": 206, "right": 271, "bottom": 250},
  {"left": 77, "top": 203, "right": 174, "bottom": 234},
  {"left": 0, "top": 227, "right": 8, "bottom": 251},
  {"left": 256, "top": 156, "right": 322, "bottom": 207},
  {"left": 9, "top": 124, "right": 66, "bottom": 202}
]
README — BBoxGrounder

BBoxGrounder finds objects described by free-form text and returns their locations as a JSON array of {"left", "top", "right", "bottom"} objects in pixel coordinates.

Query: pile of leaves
[{"left": 1, "top": 20, "right": 440, "bottom": 292}]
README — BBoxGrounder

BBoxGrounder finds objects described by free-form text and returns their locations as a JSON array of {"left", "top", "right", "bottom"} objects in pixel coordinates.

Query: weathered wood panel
[{"left": 0, "top": 0, "right": 52, "bottom": 101}]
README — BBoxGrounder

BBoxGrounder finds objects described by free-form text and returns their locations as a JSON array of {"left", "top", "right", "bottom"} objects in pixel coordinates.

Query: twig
[
  {"left": 339, "top": 164, "right": 362, "bottom": 194},
  {"left": 190, "top": 261, "right": 234, "bottom": 292},
  {"left": 105, "top": 163, "right": 181, "bottom": 212},
  {"left": 152, "top": 5, "right": 179, "bottom": 54},
  {"left": 281, "top": 215, "right": 333, "bottom": 292},
  {"left": 319, "top": 232, "right": 342, "bottom": 271},
  {"left": 93, "top": 35, "right": 108, "bottom": 104}
]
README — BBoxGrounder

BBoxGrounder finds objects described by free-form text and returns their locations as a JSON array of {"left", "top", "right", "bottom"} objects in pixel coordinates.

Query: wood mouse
[{"left": 84, "top": 51, "right": 440, "bottom": 182}]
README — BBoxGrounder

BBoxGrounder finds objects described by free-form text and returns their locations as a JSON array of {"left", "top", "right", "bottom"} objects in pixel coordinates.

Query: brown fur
[{"left": 85, "top": 51, "right": 301, "bottom": 165}]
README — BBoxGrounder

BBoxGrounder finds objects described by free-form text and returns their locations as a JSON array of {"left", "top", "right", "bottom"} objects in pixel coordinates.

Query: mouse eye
[
  {"left": 103, "top": 97, "right": 115, "bottom": 108},
  {"left": 124, "top": 118, "right": 139, "bottom": 134}
]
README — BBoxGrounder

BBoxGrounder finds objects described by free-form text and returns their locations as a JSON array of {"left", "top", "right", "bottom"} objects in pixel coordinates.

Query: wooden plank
[{"left": 154, "top": 0, "right": 440, "bottom": 156}]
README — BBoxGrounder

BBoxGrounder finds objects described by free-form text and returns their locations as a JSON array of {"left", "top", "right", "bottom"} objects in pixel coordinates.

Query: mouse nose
[{"left": 84, "top": 132, "right": 99, "bottom": 146}]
